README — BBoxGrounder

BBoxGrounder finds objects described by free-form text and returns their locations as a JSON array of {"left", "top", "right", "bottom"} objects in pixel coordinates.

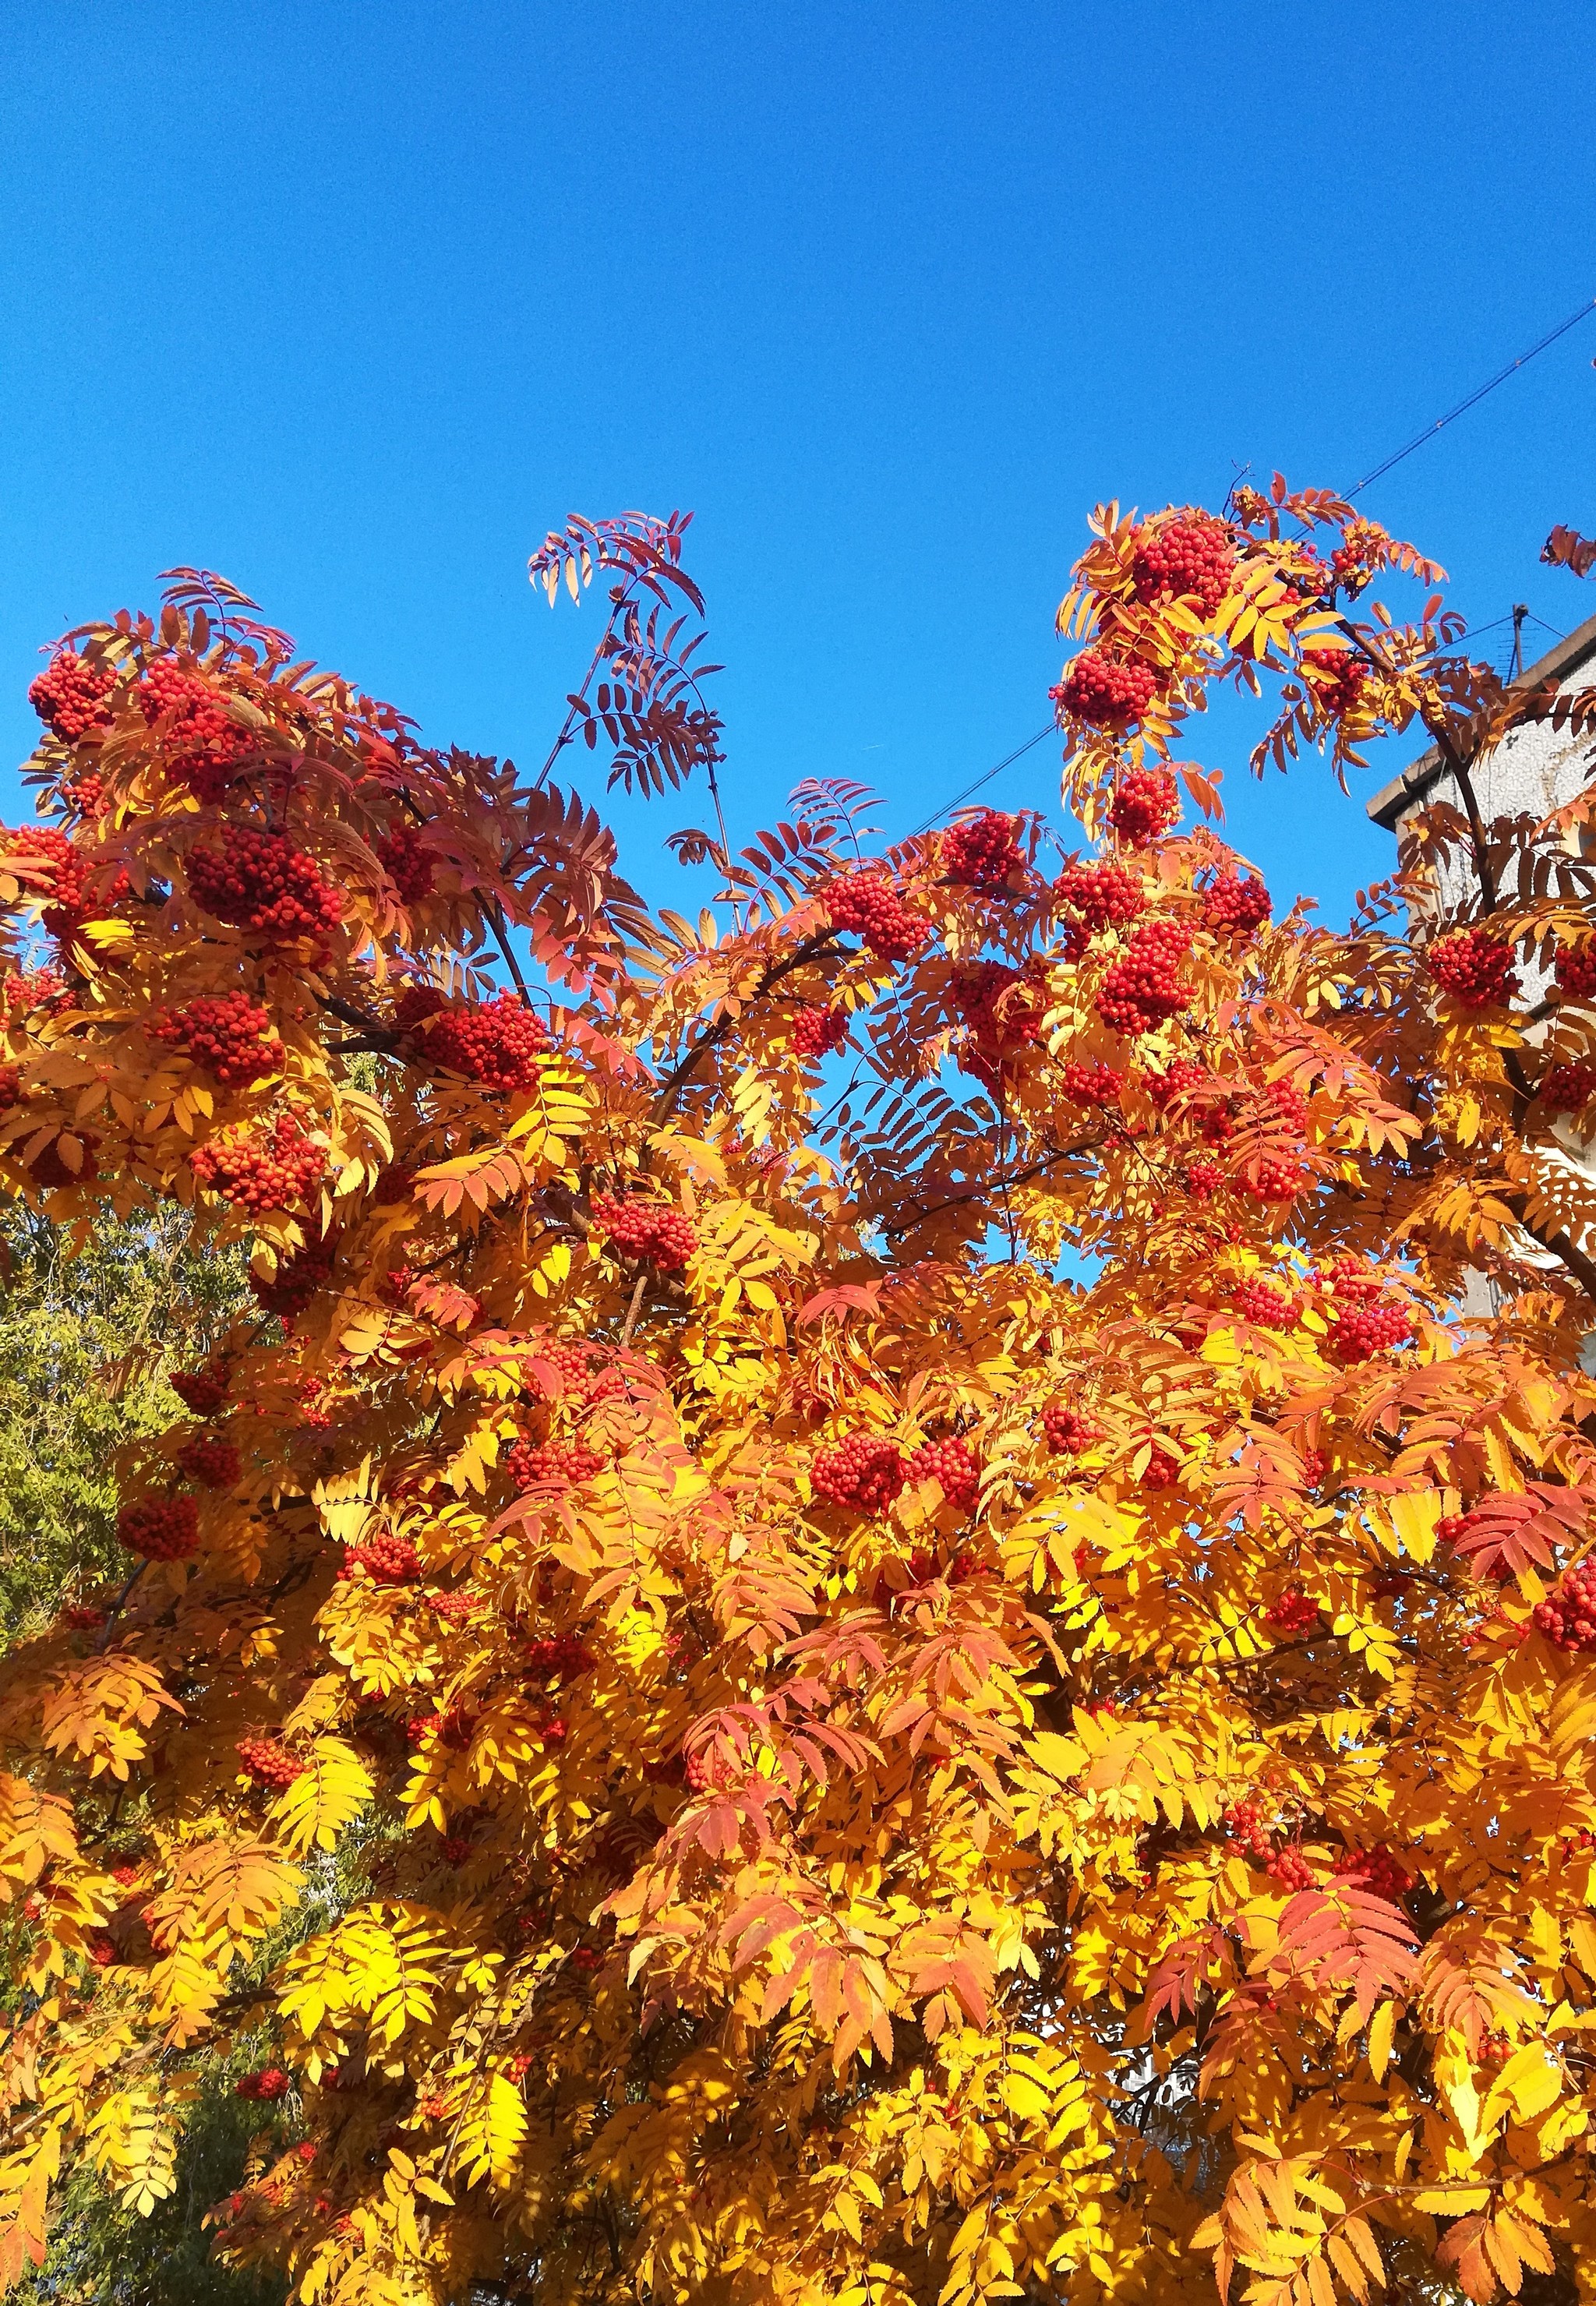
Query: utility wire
[{"left": 909, "top": 723, "right": 1054, "bottom": 835}]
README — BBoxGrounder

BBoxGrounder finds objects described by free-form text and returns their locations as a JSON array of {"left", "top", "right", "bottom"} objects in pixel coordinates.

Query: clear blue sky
[{"left": 0, "top": 3, "right": 1591, "bottom": 927}]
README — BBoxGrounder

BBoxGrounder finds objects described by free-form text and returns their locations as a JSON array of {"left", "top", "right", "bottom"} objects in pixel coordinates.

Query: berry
[
  {"left": 187, "top": 829, "right": 343, "bottom": 941},
  {"left": 137, "top": 662, "right": 253, "bottom": 803},
  {"left": 1534, "top": 1561, "right": 1596, "bottom": 1652},
  {"left": 589, "top": 1195, "right": 697, "bottom": 1272},
  {"left": 1059, "top": 1060, "right": 1124, "bottom": 1107},
  {"left": 440, "top": 1838, "right": 473, "bottom": 1865},
  {"left": 1428, "top": 927, "right": 1519, "bottom": 1011},
  {"left": 29, "top": 650, "right": 115, "bottom": 743},
  {"left": 1329, "top": 520, "right": 1388, "bottom": 598},
  {"left": 111, "top": 1863, "right": 140, "bottom": 1890},
  {"left": 343, "top": 1533, "right": 422, "bottom": 1584},
  {"left": 1042, "top": 1404, "right": 1100, "bottom": 1455},
  {"left": 1540, "top": 1063, "right": 1596, "bottom": 1113},
  {"left": 190, "top": 1114, "right": 326, "bottom": 1212},
  {"left": 249, "top": 1233, "right": 340, "bottom": 1320},
  {"left": 87, "top": 1936, "right": 117, "bottom": 1969},
  {"left": 235, "top": 2067, "right": 291, "bottom": 2100},
  {"left": 1266, "top": 1847, "right": 1315, "bottom": 1892},
  {"left": 1095, "top": 921, "right": 1193, "bottom": 1037},
  {"left": 1262, "top": 1076, "right": 1310, "bottom": 1133},
  {"left": 398, "top": 990, "right": 549, "bottom": 1093},
  {"left": 906, "top": 1436, "right": 980, "bottom": 1510},
  {"left": 792, "top": 1005, "right": 849, "bottom": 1059},
  {"left": 1185, "top": 1158, "right": 1223, "bottom": 1199},
  {"left": 1140, "top": 1446, "right": 1181, "bottom": 1492},
  {"left": 1333, "top": 1844, "right": 1413, "bottom": 1902},
  {"left": 0, "top": 1068, "right": 20, "bottom": 1114},
  {"left": 1222, "top": 1799, "right": 1273, "bottom": 1862},
  {"left": 235, "top": 1737, "right": 307, "bottom": 1791},
  {"left": 1555, "top": 944, "right": 1596, "bottom": 1003},
  {"left": 1233, "top": 1277, "right": 1294, "bottom": 1326},
  {"left": 170, "top": 1366, "right": 229, "bottom": 1416},
  {"left": 818, "top": 872, "right": 927, "bottom": 963},
  {"left": 1328, "top": 1301, "right": 1413, "bottom": 1362},
  {"left": 1265, "top": 1587, "right": 1320, "bottom": 1636},
  {"left": 1107, "top": 769, "right": 1179, "bottom": 848},
  {"left": 371, "top": 1164, "right": 415, "bottom": 1205},
  {"left": 955, "top": 961, "right": 1045, "bottom": 1087},
  {"left": 151, "top": 991, "right": 283, "bottom": 1088},
  {"left": 2, "top": 825, "right": 130, "bottom": 941},
  {"left": 1054, "top": 860, "right": 1146, "bottom": 933},
  {"left": 1301, "top": 648, "right": 1371, "bottom": 719},
  {"left": 24, "top": 1133, "right": 99, "bottom": 1192},
  {"left": 1323, "top": 1256, "right": 1385, "bottom": 1304},
  {"left": 811, "top": 1434, "right": 906, "bottom": 1514},
  {"left": 522, "top": 1633, "right": 594, "bottom": 1683},
  {"left": 117, "top": 1495, "right": 200, "bottom": 1562},
  {"left": 1054, "top": 652, "right": 1158, "bottom": 728},
  {"left": 1203, "top": 874, "right": 1272, "bottom": 938},
  {"left": 1145, "top": 1058, "right": 1210, "bottom": 1113},
  {"left": 178, "top": 1433, "right": 240, "bottom": 1491},
  {"left": 1247, "top": 1155, "right": 1305, "bottom": 1205},
  {"left": 1, "top": 966, "right": 67, "bottom": 1014},
  {"left": 941, "top": 810, "right": 1023, "bottom": 889},
  {"left": 376, "top": 823, "right": 436, "bottom": 904},
  {"left": 506, "top": 1437, "right": 604, "bottom": 1491},
  {"left": 1131, "top": 517, "right": 1236, "bottom": 616},
  {"left": 61, "top": 1602, "right": 106, "bottom": 1630}
]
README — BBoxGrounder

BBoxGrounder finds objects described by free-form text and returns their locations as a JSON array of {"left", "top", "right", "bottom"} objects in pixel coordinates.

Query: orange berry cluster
[
  {"left": 187, "top": 828, "right": 344, "bottom": 941},
  {"left": 178, "top": 1432, "right": 240, "bottom": 1490},
  {"left": 170, "top": 1365, "right": 228, "bottom": 1415},
  {"left": 235, "top": 1736, "right": 306, "bottom": 1790},
  {"left": 1541, "top": 1062, "right": 1596, "bottom": 1111},
  {"left": 1328, "top": 1301, "right": 1413, "bottom": 1361},
  {"left": 1534, "top": 1562, "right": 1596, "bottom": 1651},
  {"left": 399, "top": 989, "right": 549, "bottom": 1092},
  {"left": 28, "top": 649, "right": 115, "bottom": 743},
  {"left": 906, "top": 1436, "right": 980, "bottom": 1510},
  {"left": 190, "top": 1114, "right": 326, "bottom": 1212},
  {"left": 1265, "top": 1587, "right": 1319, "bottom": 1635},
  {"left": 1233, "top": 1277, "right": 1294, "bottom": 1326},
  {"left": 344, "top": 1533, "right": 422, "bottom": 1584},
  {"left": 1333, "top": 1844, "right": 1414, "bottom": 1901},
  {"left": 1204, "top": 874, "right": 1272, "bottom": 938},
  {"left": 526, "top": 1341, "right": 626, "bottom": 1411},
  {"left": 0, "top": 1067, "right": 20, "bottom": 1113},
  {"left": 376, "top": 822, "right": 436, "bottom": 903},
  {"left": 1095, "top": 920, "right": 1192, "bottom": 1036},
  {"left": 1058, "top": 1060, "right": 1124, "bottom": 1107},
  {"left": 1131, "top": 517, "right": 1236, "bottom": 616},
  {"left": 151, "top": 991, "right": 283, "bottom": 1087},
  {"left": 1146, "top": 1058, "right": 1211, "bottom": 1114},
  {"left": 1221, "top": 1797, "right": 1273, "bottom": 1860},
  {"left": 1055, "top": 860, "right": 1145, "bottom": 932},
  {"left": 507, "top": 1436, "right": 604, "bottom": 1490},
  {"left": 1301, "top": 647, "right": 1371, "bottom": 719},
  {"left": 955, "top": 961, "right": 1044, "bottom": 1056},
  {"left": 235, "top": 2067, "right": 291, "bottom": 2100},
  {"left": 137, "top": 662, "right": 253, "bottom": 803},
  {"left": 1329, "top": 521, "right": 1389, "bottom": 596},
  {"left": 4, "top": 825, "right": 129, "bottom": 941},
  {"left": 792, "top": 1004, "right": 849, "bottom": 1058},
  {"left": 117, "top": 1495, "right": 200, "bottom": 1561},
  {"left": 249, "top": 1232, "right": 339, "bottom": 1320},
  {"left": 1268, "top": 1847, "right": 1315, "bottom": 1891},
  {"left": 522, "top": 1633, "right": 594, "bottom": 1682},
  {"left": 818, "top": 871, "right": 927, "bottom": 962},
  {"left": 1428, "top": 926, "right": 1519, "bottom": 1010},
  {"left": 1141, "top": 1446, "right": 1181, "bottom": 1491},
  {"left": 1248, "top": 1154, "right": 1305, "bottom": 1205},
  {"left": 1107, "top": 768, "right": 1179, "bottom": 847},
  {"left": 1055, "top": 652, "right": 1157, "bottom": 728},
  {"left": 941, "top": 809, "right": 1022, "bottom": 888},
  {"left": 1042, "top": 1403, "right": 1100, "bottom": 1454},
  {"left": 1555, "top": 943, "right": 1596, "bottom": 1001},
  {"left": 589, "top": 1195, "right": 697, "bottom": 1271},
  {"left": 811, "top": 1434, "right": 906, "bottom": 1513}
]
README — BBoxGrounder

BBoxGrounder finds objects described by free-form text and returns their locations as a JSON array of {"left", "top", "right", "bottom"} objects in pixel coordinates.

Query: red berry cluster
[
  {"left": 1107, "top": 769, "right": 1180, "bottom": 848},
  {"left": 344, "top": 1533, "right": 422, "bottom": 1584},
  {"left": 249, "top": 1233, "right": 339, "bottom": 1320},
  {"left": 401, "top": 991, "right": 549, "bottom": 1093},
  {"left": 1145, "top": 1058, "right": 1209, "bottom": 1112},
  {"left": 811, "top": 1434, "right": 906, "bottom": 1514},
  {"left": 1541, "top": 1063, "right": 1596, "bottom": 1113},
  {"left": 1555, "top": 944, "right": 1596, "bottom": 1002},
  {"left": 1222, "top": 1798, "right": 1273, "bottom": 1861},
  {"left": 1185, "top": 1158, "right": 1223, "bottom": 1200},
  {"left": 1054, "top": 652, "right": 1158, "bottom": 728},
  {"left": 1328, "top": 1302, "right": 1414, "bottom": 1362},
  {"left": 1265, "top": 1587, "right": 1320, "bottom": 1635},
  {"left": 818, "top": 872, "right": 928, "bottom": 962},
  {"left": 187, "top": 829, "right": 344, "bottom": 941},
  {"left": 376, "top": 822, "right": 436, "bottom": 903},
  {"left": 1248, "top": 1155, "right": 1305, "bottom": 1205},
  {"left": 1233, "top": 1277, "right": 1294, "bottom": 1326},
  {"left": 170, "top": 1365, "right": 229, "bottom": 1415},
  {"left": 440, "top": 1837, "right": 473, "bottom": 1865},
  {"left": 1042, "top": 1403, "right": 1100, "bottom": 1454},
  {"left": 0, "top": 1067, "right": 20, "bottom": 1114},
  {"left": 1329, "top": 520, "right": 1388, "bottom": 597},
  {"left": 1534, "top": 1562, "right": 1596, "bottom": 1651},
  {"left": 1131, "top": 517, "right": 1236, "bottom": 616},
  {"left": 29, "top": 650, "right": 116, "bottom": 743},
  {"left": 235, "top": 2067, "right": 291, "bottom": 2101},
  {"left": 523, "top": 1633, "right": 594, "bottom": 1682},
  {"left": 955, "top": 961, "right": 1044, "bottom": 1061},
  {"left": 26, "top": 1133, "right": 100, "bottom": 1192},
  {"left": 117, "top": 1495, "right": 200, "bottom": 1562},
  {"left": 371, "top": 1163, "right": 415, "bottom": 1206},
  {"left": 524, "top": 1341, "right": 626, "bottom": 1413},
  {"left": 4, "top": 825, "right": 129, "bottom": 941},
  {"left": 151, "top": 991, "right": 283, "bottom": 1088},
  {"left": 431, "top": 1590, "right": 474, "bottom": 1624},
  {"left": 1204, "top": 875, "right": 1272, "bottom": 938},
  {"left": 1141, "top": 1446, "right": 1181, "bottom": 1492},
  {"left": 1268, "top": 1847, "right": 1315, "bottom": 1892},
  {"left": 1301, "top": 648, "right": 1371, "bottom": 719},
  {"left": 1095, "top": 921, "right": 1193, "bottom": 1037},
  {"left": 137, "top": 662, "right": 253, "bottom": 803},
  {"left": 1428, "top": 927, "right": 1519, "bottom": 1011},
  {"left": 506, "top": 1437, "right": 604, "bottom": 1490},
  {"left": 1058, "top": 1060, "right": 1124, "bottom": 1107},
  {"left": 64, "top": 770, "right": 108, "bottom": 818},
  {"left": 236, "top": 1736, "right": 306, "bottom": 1791},
  {"left": 589, "top": 1195, "right": 697, "bottom": 1271},
  {"left": 1054, "top": 860, "right": 1146, "bottom": 933},
  {"left": 1333, "top": 1844, "right": 1413, "bottom": 1901},
  {"left": 190, "top": 1114, "right": 326, "bottom": 1212},
  {"left": 792, "top": 1005, "right": 849, "bottom": 1058},
  {"left": 941, "top": 809, "right": 1023, "bottom": 888},
  {"left": 906, "top": 1436, "right": 980, "bottom": 1510},
  {"left": 1323, "top": 1256, "right": 1383, "bottom": 1301},
  {"left": 178, "top": 1433, "right": 239, "bottom": 1491},
  {"left": 62, "top": 1602, "right": 107, "bottom": 1630}
]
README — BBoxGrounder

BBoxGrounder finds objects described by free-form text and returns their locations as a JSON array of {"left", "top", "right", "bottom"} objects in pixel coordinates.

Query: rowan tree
[{"left": 0, "top": 490, "right": 1594, "bottom": 2306}]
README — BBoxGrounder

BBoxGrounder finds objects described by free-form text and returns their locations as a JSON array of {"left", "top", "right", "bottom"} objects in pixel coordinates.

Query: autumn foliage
[{"left": 2, "top": 486, "right": 1596, "bottom": 2306}]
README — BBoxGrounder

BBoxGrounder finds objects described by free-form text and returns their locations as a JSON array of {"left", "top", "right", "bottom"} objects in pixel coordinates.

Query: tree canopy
[{"left": 0, "top": 486, "right": 1594, "bottom": 2306}]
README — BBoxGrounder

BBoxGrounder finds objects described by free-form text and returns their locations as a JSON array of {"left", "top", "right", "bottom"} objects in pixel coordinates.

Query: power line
[{"left": 909, "top": 723, "right": 1054, "bottom": 835}]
